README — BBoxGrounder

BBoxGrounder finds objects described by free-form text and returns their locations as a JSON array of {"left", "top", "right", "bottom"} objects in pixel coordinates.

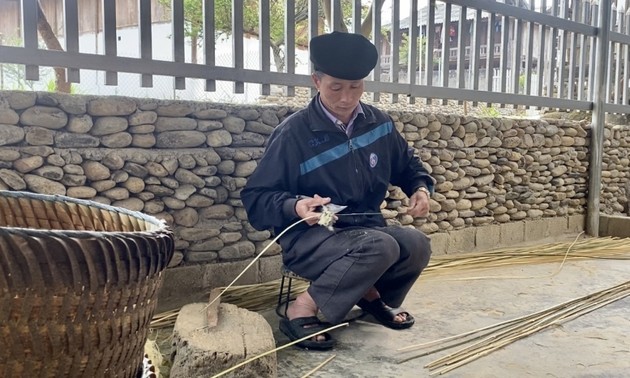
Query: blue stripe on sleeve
[{"left": 299, "top": 121, "right": 393, "bottom": 175}]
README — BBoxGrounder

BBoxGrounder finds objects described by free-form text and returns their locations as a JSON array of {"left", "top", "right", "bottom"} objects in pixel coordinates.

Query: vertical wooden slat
[
  {"left": 308, "top": 0, "right": 318, "bottom": 52},
  {"left": 557, "top": 0, "right": 569, "bottom": 99},
  {"left": 457, "top": 5, "right": 467, "bottom": 104},
  {"left": 547, "top": 0, "right": 558, "bottom": 99},
  {"left": 232, "top": 0, "right": 244, "bottom": 93},
  {"left": 577, "top": 0, "right": 588, "bottom": 100},
  {"left": 22, "top": 0, "right": 39, "bottom": 81},
  {"left": 102, "top": 0, "right": 117, "bottom": 85},
  {"left": 499, "top": 15, "right": 509, "bottom": 97},
  {"left": 623, "top": 10, "right": 630, "bottom": 105},
  {"left": 285, "top": 0, "right": 295, "bottom": 96},
  {"left": 308, "top": 0, "right": 318, "bottom": 97},
  {"left": 486, "top": 12, "right": 496, "bottom": 93},
  {"left": 352, "top": 0, "right": 362, "bottom": 34},
  {"left": 587, "top": 1, "right": 598, "bottom": 101},
  {"left": 331, "top": 1, "right": 342, "bottom": 32},
  {"left": 371, "top": 1, "right": 381, "bottom": 102},
  {"left": 605, "top": 5, "right": 616, "bottom": 102},
  {"left": 203, "top": 0, "right": 215, "bottom": 92},
  {"left": 172, "top": 0, "right": 185, "bottom": 90},
  {"left": 139, "top": 0, "right": 152, "bottom": 88},
  {"left": 567, "top": 0, "right": 580, "bottom": 100},
  {"left": 442, "top": 2, "right": 452, "bottom": 105},
  {"left": 259, "top": 0, "right": 270, "bottom": 95},
  {"left": 64, "top": 0, "right": 80, "bottom": 83},
  {"left": 471, "top": 8, "right": 482, "bottom": 106},
  {"left": 614, "top": 6, "right": 623, "bottom": 104},
  {"left": 426, "top": 0, "right": 435, "bottom": 93},
  {"left": 537, "top": 0, "right": 547, "bottom": 97},
  {"left": 390, "top": 0, "right": 400, "bottom": 103},
  {"left": 408, "top": 0, "right": 419, "bottom": 104},
  {"left": 524, "top": 2, "right": 535, "bottom": 98},
  {"left": 512, "top": 17, "right": 523, "bottom": 95}
]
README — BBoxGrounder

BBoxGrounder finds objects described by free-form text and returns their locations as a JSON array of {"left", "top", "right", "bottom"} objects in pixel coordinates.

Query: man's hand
[
  {"left": 407, "top": 190, "right": 430, "bottom": 218},
  {"left": 295, "top": 194, "right": 332, "bottom": 225}
]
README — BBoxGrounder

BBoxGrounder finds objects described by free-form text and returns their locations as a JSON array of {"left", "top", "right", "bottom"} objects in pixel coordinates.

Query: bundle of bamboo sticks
[
  {"left": 397, "top": 279, "right": 630, "bottom": 375},
  {"left": 424, "top": 236, "right": 630, "bottom": 276}
]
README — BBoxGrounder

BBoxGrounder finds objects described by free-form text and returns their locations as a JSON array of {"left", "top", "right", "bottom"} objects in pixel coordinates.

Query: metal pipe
[{"left": 587, "top": 0, "right": 612, "bottom": 236}]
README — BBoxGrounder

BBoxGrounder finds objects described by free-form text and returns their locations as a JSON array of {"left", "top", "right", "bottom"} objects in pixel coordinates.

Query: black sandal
[
  {"left": 357, "top": 298, "right": 415, "bottom": 330},
  {"left": 279, "top": 316, "right": 336, "bottom": 350}
]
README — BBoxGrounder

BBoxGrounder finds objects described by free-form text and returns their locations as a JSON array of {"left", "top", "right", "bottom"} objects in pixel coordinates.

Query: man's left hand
[{"left": 407, "top": 190, "right": 430, "bottom": 218}]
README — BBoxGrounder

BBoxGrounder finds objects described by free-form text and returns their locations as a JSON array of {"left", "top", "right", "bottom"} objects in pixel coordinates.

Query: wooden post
[{"left": 206, "top": 288, "right": 222, "bottom": 328}]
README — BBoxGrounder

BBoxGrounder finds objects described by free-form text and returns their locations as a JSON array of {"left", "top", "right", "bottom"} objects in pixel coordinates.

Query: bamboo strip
[
  {"left": 300, "top": 354, "right": 337, "bottom": 378},
  {"left": 201, "top": 216, "right": 317, "bottom": 313}
]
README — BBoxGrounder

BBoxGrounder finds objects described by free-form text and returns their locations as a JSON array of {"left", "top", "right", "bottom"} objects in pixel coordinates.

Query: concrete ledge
[
  {"left": 599, "top": 214, "right": 630, "bottom": 237},
  {"left": 170, "top": 303, "right": 276, "bottom": 378},
  {"left": 158, "top": 216, "right": 587, "bottom": 311},
  {"left": 499, "top": 221, "right": 525, "bottom": 246},
  {"left": 568, "top": 214, "right": 586, "bottom": 233},
  {"left": 525, "top": 219, "right": 551, "bottom": 241},
  {"left": 429, "top": 216, "right": 585, "bottom": 255},
  {"left": 474, "top": 224, "right": 501, "bottom": 251}
]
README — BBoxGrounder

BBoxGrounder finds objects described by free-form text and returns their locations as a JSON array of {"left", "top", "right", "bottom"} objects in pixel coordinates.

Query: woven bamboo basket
[{"left": 0, "top": 190, "right": 174, "bottom": 378}]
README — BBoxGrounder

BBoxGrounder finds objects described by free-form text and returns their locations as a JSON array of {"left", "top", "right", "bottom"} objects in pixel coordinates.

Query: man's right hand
[{"left": 295, "top": 194, "right": 332, "bottom": 225}]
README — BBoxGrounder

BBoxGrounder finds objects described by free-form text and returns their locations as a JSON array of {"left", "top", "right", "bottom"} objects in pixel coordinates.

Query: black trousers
[{"left": 282, "top": 225, "right": 432, "bottom": 324}]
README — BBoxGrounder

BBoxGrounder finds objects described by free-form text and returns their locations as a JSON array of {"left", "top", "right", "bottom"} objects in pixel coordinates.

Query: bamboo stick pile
[
  {"left": 397, "top": 279, "right": 630, "bottom": 375},
  {"left": 424, "top": 236, "right": 630, "bottom": 276},
  {"left": 150, "top": 309, "right": 180, "bottom": 330}
]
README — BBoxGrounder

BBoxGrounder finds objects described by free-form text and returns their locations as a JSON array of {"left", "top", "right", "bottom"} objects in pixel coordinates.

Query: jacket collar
[{"left": 306, "top": 94, "right": 377, "bottom": 132}]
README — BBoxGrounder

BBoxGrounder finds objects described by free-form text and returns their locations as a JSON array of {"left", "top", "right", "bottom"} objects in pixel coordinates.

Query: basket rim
[{"left": 0, "top": 190, "right": 169, "bottom": 236}]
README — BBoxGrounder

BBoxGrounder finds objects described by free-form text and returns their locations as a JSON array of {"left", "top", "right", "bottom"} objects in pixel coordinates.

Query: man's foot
[
  {"left": 279, "top": 316, "right": 336, "bottom": 350},
  {"left": 357, "top": 286, "right": 413, "bottom": 329},
  {"left": 358, "top": 290, "right": 415, "bottom": 329},
  {"left": 282, "top": 291, "right": 335, "bottom": 348}
]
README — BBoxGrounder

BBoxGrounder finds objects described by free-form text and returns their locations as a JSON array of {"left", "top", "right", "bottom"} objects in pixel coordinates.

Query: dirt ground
[{"left": 261, "top": 256, "right": 630, "bottom": 378}]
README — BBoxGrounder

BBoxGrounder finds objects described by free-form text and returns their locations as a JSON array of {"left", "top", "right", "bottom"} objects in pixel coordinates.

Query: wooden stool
[{"left": 276, "top": 265, "right": 310, "bottom": 318}]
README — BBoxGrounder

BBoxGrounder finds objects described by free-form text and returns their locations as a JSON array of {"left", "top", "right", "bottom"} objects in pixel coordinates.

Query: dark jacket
[{"left": 241, "top": 95, "right": 434, "bottom": 250}]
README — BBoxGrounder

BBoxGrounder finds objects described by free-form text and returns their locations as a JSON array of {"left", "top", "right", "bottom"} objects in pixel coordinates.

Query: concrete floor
[{"left": 261, "top": 254, "right": 630, "bottom": 377}]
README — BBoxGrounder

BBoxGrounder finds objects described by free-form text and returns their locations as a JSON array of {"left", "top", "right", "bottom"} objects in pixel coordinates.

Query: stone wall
[
  {"left": 601, "top": 124, "right": 630, "bottom": 215},
  {"left": 0, "top": 90, "right": 628, "bottom": 272}
]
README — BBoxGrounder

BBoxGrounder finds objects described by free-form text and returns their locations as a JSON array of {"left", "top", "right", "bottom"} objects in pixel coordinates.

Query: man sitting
[{"left": 242, "top": 31, "right": 434, "bottom": 350}]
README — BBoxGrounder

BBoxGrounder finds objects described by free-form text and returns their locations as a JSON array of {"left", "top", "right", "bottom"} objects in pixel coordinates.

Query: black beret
[{"left": 309, "top": 32, "right": 378, "bottom": 80}]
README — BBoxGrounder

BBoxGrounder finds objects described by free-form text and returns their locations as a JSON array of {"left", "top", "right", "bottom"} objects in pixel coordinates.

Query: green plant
[
  {"left": 0, "top": 37, "right": 39, "bottom": 91},
  {"left": 0, "top": 63, "right": 39, "bottom": 91},
  {"left": 476, "top": 105, "right": 502, "bottom": 118},
  {"left": 45, "top": 78, "right": 56, "bottom": 92},
  {"left": 398, "top": 34, "right": 432, "bottom": 70},
  {"left": 45, "top": 78, "right": 80, "bottom": 94}
]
